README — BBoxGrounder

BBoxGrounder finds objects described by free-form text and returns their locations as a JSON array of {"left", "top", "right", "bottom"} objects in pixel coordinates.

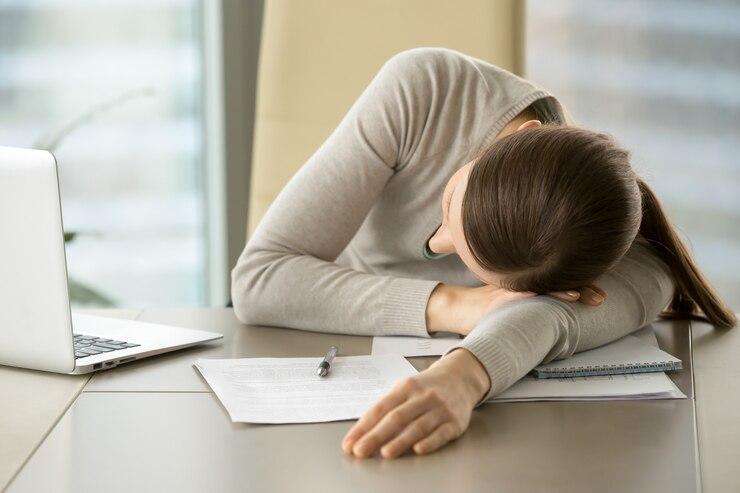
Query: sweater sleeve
[
  {"left": 443, "top": 239, "right": 676, "bottom": 404},
  {"left": 231, "top": 49, "right": 443, "bottom": 337}
]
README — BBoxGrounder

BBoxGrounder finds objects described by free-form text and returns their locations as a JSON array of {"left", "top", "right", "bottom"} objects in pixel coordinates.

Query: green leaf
[
  {"left": 68, "top": 278, "right": 115, "bottom": 307},
  {"left": 64, "top": 232, "right": 77, "bottom": 243}
]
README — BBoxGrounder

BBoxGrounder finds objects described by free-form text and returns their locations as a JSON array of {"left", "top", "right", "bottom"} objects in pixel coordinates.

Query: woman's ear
[{"left": 517, "top": 119, "right": 542, "bottom": 131}]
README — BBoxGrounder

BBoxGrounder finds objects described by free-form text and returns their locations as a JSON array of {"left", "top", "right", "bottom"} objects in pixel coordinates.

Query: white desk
[
  {"left": 0, "top": 310, "right": 140, "bottom": 491},
  {"left": 2, "top": 309, "right": 738, "bottom": 492},
  {"left": 691, "top": 318, "right": 740, "bottom": 491}
]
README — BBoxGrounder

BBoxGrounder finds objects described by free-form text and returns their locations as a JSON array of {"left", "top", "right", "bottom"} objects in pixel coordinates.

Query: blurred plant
[
  {"left": 64, "top": 232, "right": 115, "bottom": 306},
  {"left": 35, "top": 88, "right": 156, "bottom": 306},
  {"left": 34, "top": 87, "right": 155, "bottom": 150}
]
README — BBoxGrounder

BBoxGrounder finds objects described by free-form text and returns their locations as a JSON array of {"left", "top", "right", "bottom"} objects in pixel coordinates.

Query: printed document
[{"left": 194, "top": 354, "right": 417, "bottom": 424}]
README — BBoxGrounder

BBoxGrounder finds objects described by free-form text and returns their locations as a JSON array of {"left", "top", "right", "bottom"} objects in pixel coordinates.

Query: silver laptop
[{"left": 0, "top": 146, "right": 222, "bottom": 374}]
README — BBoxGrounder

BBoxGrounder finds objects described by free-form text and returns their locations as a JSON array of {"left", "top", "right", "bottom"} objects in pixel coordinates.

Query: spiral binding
[{"left": 533, "top": 360, "right": 683, "bottom": 379}]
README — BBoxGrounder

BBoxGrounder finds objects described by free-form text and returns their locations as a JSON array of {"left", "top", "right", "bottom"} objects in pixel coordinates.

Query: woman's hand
[
  {"left": 426, "top": 283, "right": 607, "bottom": 336},
  {"left": 425, "top": 284, "right": 534, "bottom": 335},
  {"left": 550, "top": 285, "right": 607, "bottom": 306},
  {"left": 342, "top": 348, "right": 489, "bottom": 459}
]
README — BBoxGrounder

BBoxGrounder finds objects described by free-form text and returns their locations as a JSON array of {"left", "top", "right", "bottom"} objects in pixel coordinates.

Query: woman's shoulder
[
  {"left": 382, "top": 47, "right": 547, "bottom": 102},
  {"left": 381, "top": 47, "right": 488, "bottom": 81},
  {"left": 383, "top": 47, "right": 471, "bottom": 67}
]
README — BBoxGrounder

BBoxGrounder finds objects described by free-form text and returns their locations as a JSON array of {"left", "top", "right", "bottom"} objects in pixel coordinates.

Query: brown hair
[{"left": 462, "top": 124, "right": 736, "bottom": 328}]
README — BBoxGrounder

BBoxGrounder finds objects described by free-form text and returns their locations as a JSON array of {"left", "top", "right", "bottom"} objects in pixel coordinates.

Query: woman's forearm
[
  {"left": 232, "top": 247, "right": 439, "bottom": 337},
  {"left": 432, "top": 347, "right": 491, "bottom": 403},
  {"left": 442, "top": 240, "right": 675, "bottom": 402}
]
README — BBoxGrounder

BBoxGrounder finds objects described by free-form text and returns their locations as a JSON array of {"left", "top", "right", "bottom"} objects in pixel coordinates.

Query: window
[
  {"left": 0, "top": 0, "right": 207, "bottom": 307},
  {"left": 526, "top": 0, "right": 740, "bottom": 308}
]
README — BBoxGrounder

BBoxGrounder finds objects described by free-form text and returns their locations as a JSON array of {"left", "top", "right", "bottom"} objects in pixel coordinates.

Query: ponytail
[{"left": 637, "top": 179, "right": 736, "bottom": 328}]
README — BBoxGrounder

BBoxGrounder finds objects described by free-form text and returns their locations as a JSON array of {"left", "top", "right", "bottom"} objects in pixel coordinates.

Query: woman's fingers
[
  {"left": 350, "top": 393, "right": 431, "bottom": 457},
  {"left": 379, "top": 408, "right": 445, "bottom": 459},
  {"left": 412, "top": 422, "right": 461, "bottom": 455},
  {"left": 549, "top": 285, "right": 607, "bottom": 306},
  {"left": 342, "top": 387, "right": 407, "bottom": 454},
  {"left": 549, "top": 290, "right": 581, "bottom": 302},
  {"left": 579, "top": 285, "right": 607, "bottom": 306}
]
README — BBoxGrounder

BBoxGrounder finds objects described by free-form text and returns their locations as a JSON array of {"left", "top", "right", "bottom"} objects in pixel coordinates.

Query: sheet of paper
[
  {"left": 371, "top": 333, "right": 461, "bottom": 357},
  {"left": 194, "top": 354, "right": 418, "bottom": 424},
  {"left": 489, "top": 371, "right": 686, "bottom": 403}
]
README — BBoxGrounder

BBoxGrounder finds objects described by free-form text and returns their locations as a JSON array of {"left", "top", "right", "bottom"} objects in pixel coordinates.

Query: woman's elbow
[
  {"left": 230, "top": 278, "right": 260, "bottom": 326},
  {"left": 230, "top": 254, "right": 277, "bottom": 326}
]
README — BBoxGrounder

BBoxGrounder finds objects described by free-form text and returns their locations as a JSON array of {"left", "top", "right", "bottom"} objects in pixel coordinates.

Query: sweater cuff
[
  {"left": 381, "top": 278, "right": 440, "bottom": 337},
  {"left": 442, "top": 334, "right": 515, "bottom": 406}
]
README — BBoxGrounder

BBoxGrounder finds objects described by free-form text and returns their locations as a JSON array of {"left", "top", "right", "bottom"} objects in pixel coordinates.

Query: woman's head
[
  {"left": 463, "top": 125, "right": 642, "bottom": 293},
  {"left": 431, "top": 121, "right": 736, "bottom": 327},
  {"left": 431, "top": 124, "right": 641, "bottom": 292}
]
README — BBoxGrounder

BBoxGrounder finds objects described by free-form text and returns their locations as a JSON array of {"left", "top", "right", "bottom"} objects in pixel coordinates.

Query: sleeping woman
[{"left": 231, "top": 47, "right": 735, "bottom": 459}]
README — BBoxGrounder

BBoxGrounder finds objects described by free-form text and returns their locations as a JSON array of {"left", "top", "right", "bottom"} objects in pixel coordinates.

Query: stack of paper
[
  {"left": 489, "top": 372, "right": 684, "bottom": 402},
  {"left": 372, "top": 325, "right": 686, "bottom": 402},
  {"left": 194, "top": 354, "right": 417, "bottom": 424}
]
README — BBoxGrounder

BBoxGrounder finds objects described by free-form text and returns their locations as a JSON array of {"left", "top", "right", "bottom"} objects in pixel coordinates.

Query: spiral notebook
[{"left": 532, "top": 325, "right": 682, "bottom": 379}]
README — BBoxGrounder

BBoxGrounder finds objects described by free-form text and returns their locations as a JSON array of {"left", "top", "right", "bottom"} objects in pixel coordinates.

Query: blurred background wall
[
  {"left": 0, "top": 0, "right": 737, "bottom": 310},
  {"left": 525, "top": 0, "right": 740, "bottom": 308}
]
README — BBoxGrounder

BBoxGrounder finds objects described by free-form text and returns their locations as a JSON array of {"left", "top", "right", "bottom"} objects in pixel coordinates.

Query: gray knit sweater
[{"left": 231, "top": 47, "right": 674, "bottom": 402}]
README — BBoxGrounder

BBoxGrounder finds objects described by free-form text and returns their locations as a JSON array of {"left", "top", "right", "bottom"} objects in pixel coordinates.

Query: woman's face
[
  {"left": 427, "top": 118, "right": 542, "bottom": 285},
  {"left": 428, "top": 161, "right": 503, "bottom": 285}
]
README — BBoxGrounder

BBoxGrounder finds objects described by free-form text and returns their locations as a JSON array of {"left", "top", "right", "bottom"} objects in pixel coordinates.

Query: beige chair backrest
[{"left": 248, "top": 0, "right": 523, "bottom": 235}]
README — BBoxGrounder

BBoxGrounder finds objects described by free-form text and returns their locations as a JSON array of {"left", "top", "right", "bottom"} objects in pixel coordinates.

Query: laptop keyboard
[{"left": 73, "top": 334, "right": 140, "bottom": 359}]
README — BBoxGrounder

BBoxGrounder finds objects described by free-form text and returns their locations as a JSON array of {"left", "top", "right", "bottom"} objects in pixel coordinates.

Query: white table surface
[
  {"left": 0, "top": 310, "right": 141, "bottom": 491},
  {"left": 2, "top": 309, "right": 738, "bottom": 492}
]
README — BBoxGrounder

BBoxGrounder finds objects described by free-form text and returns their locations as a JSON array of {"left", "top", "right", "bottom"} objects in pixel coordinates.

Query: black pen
[{"left": 317, "top": 346, "right": 338, "bottom": 377}]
